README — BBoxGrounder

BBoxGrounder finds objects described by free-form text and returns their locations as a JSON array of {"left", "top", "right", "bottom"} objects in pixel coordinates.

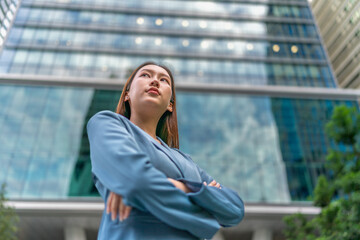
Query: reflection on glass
[
  {"left": 192, "top": 1, "right": 219, "bottom": 13},
  {"left": 25, "top": 0, "right": 312, "bottom": 19},
  {"left": 0, "top": 85, "right": 94, "bottom": 198},
  {"left": 4, "top": 85, "right": 348, "bottom": 202},
  {"left": 2, "top": 48, "right": 335, "bottom": 87},
  {"left": 224, "top": 22, "right": 232, "bottom": 30},
  {"left": 16, "top": 7, "right": 318, "bottom": 38}
]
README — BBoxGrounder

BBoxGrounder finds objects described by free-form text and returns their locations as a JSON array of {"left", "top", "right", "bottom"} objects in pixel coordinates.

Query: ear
[
  {"left": 124, "top": 93, "right": 129, "bottom": 102},
  {"left": 167, "top": 102, "right": 173, "bottom": 112}
]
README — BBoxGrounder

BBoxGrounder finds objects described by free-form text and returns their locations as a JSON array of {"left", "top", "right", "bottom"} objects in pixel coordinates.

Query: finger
[
  {"left": 111, "top": 194, "right": 120, "bottom": 221},
  {"left": 106, "top": 193, "right": 113, "bottom": 214},
  {"left": 203, "top": 181, "right": 207, "bottom": 186},
  {"left": 209, "top": 180, "right": 217, "bottom": 186},
  {"left": 215, "top": 183, "right": 221, "bottom": 188},
  {"left": 118, "top": 196, "right": 124, "bottom": 221},
  {"left": 168, "top": 178, "right": 177, "bottom": 187},
  {"left": 123, "top": 206, "right": 132, "bottom": 220},
  {"left": 120, "top": 199, "right": 129, "bottom": 222}
]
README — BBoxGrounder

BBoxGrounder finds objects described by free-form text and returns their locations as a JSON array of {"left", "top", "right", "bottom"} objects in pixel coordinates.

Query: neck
[{"left": 130, "top": 112, "right": 161, "bottom": 141}]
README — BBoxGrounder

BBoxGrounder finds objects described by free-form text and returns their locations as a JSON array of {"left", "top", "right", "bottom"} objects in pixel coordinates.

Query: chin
[{"left": 140, "top": 100, "right": 167, "bottom": 112}]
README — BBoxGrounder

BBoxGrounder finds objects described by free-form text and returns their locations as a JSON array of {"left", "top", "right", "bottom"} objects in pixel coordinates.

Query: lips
[{"left": 147, "top": 87, "right": 160, "bottom": 95}]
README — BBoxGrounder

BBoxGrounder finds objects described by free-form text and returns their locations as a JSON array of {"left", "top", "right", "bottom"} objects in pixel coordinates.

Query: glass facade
[
  {"left": 6, "top": 28, "right": 324, "bottom": 60},
  {"left": 20, "top": 0, "right": 313, "bottom": 19},
  {"left": 0, "top": 84, "right": 356, "bottom": 202},
  {"left": 0, "top": 0, "right": 19, "bottom": 49},
  {"left": 1, "top": 50, "right": 332, "bottom": 86},
  {"left": 14, "top": 7, "right": 319, "bottom": 38},
  {"left": 0, "top": 0, "right": 349, "bottom": 204},
  {"left": 311, "top": 0, "right": 360, "bottom": 88},
  {"left": 0, "top": 0, "right": 334, "bottom": 87}
]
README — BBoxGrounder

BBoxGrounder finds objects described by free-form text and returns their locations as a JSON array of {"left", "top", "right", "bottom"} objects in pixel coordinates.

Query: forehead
[{"left": 137, "top": 64, "right": 170, "bottom": 77}]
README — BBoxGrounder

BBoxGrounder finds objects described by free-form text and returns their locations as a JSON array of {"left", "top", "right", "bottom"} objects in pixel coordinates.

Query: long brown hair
[{"left": 116, "top": 62, "right": 179, "bottom": 149}]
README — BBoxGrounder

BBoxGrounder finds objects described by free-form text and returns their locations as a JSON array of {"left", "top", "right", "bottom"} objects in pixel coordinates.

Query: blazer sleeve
[
  {"left": 87, "top": 111, "right": 220, "bottom": 239},
  {"left": 177, "top": 153, "right": 245, "bottom": 227}
]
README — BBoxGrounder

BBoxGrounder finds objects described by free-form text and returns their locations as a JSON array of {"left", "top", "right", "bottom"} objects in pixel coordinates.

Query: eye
[
  {"left": 141, "top": 73, "right": 150, "bottom": 77},
  {"left": 161, "top": 78, "right": 170, "bottom": 84}
]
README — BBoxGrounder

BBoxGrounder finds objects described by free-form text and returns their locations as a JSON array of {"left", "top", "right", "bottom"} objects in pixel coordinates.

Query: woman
[{"left": 87, "top": 62, "right": 244, "bottom": 240}]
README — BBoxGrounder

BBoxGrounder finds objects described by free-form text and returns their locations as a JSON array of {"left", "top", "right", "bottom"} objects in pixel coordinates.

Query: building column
[
  {"left": 211, "top": 230, "right": 225, "bottom": 240},
  {"left": 252, "top": 229, "right": 272, "bottom": 240},
  {"left": 64, "top": 226, "right": 86, "bottom": 240}
]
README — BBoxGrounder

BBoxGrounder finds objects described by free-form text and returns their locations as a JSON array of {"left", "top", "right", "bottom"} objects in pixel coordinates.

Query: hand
[
  {"left": 203, "top": 180, "right": 222, "bottom": 189},
  {"left": 106, "top": 191, "right": 132, "bottom": 221},
  {"left": 167, "top": 178, "right": 192, "bottom": 193}
]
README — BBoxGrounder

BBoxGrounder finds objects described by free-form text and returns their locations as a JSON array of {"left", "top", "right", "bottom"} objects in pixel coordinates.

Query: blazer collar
[
  {"left": 120, "top": 116, "right": 185, "bottom": 178},
  {"left": 153, "top": 137, "right": 185, "bottom": 178}
]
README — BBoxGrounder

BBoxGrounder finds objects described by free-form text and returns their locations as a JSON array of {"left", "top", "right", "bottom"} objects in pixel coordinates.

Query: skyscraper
[
  {"left": 0, "top": 0, "right": 358, "bottom": 239},
  {"left": 0, "top": 0, "right": 20, "bottom": 49},
  {"left": 310, "top": 0, "right": 360, "bottom": 88}
]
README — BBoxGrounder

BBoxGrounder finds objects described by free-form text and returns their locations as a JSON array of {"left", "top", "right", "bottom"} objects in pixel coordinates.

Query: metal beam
[
  {"left": 13, "top": 22, "right": 321, "bottom": 44},
  {"left": 21, "top": 1, "right": 314, "bottom": 24},
  {"left": 1, "top": 74, "right": 360, "bottom": 100},
  {"left": 6, "top": 200, "right": 320, "bottom": 216},
  {"left": 5, "top": 44, "right": 328, "bottom": 65}
]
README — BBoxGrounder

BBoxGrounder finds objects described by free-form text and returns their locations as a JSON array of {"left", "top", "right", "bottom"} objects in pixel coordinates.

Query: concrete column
[
  {"left": 64, "top": 226, "right": 86, "bottom": 240},
  {"left": 211, "top": 231, "right": 225, "bottom": 240},
  {"left": 252, "top": 229, "right": 272, "bottom": 240}
]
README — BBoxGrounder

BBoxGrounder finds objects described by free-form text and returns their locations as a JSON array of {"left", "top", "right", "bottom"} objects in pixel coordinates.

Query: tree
[
  {"left": 284, "top": 105, "right": 360, "bottom": 240},
  {"left": 0, "top": 183, "right": 18, "bottom": 240}
]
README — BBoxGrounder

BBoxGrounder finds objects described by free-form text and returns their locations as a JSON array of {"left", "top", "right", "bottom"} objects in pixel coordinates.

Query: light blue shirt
[{"left": 87, "top": 110, "right": 244, "bottom": 240}]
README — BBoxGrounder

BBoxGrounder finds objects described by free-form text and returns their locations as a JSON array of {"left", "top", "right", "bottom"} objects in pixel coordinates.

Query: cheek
[
  {"left": 128, "top": 84, "right": 143, "bottom": 98},
  {"left": 164, "top": 87, "right": 173, "bottom": 100}
]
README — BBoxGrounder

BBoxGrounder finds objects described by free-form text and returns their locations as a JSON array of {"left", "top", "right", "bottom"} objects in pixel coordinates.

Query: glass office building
[
  {"left": 0, "top": 0, "right": 358, "bottom": 239},
  {"left": 310, "top": 0, "right": 360, "bottom": 88},
  {"left": 0, "top": 0, "right": 20, "bottom": 49}
]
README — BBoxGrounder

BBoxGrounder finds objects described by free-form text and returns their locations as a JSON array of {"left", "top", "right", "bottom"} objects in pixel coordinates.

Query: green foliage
[
  {"left": 0, "top": 184, "right": 18, "bottom": 240},
  {"left": 324, "top": 106, "right": 360, "bottom": 145},
  {"left": 283, "top": 213, "right": 316, "bottom": 240},
  {"left": 284, "top": 105, "right": 360, "bottom": 240},
  {"left": 313, "top": 175, "right": 333, "bottom": 207}
]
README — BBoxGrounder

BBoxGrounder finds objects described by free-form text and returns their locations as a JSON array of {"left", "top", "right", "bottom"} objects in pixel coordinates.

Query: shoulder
[
  {"left": 86, "top": 111, "right": 138, "bottom": 144},
  {"left": 88, "top": 110, "right": 127, "bottom": 126},
  {"left": 87, "top": 110, "right": 130, "bottom": 133},
  {"left": 89, "top": 110, "right": 125, "bottom": 121}
]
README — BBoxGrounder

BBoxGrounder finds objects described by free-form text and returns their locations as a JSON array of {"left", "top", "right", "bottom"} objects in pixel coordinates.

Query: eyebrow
[{"left": 140, "top": 68, "right": 170, "bottom": 79}]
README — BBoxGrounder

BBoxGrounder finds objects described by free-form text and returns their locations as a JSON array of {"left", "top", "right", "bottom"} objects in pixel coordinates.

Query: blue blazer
[{"left": 87, "top": 110, "right": 244, "bottom": 240}]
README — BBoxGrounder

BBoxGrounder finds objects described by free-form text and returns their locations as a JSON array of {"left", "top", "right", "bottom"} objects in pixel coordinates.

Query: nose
[{"left": 150, "top": 78, "right": 160, "bottom": 88}]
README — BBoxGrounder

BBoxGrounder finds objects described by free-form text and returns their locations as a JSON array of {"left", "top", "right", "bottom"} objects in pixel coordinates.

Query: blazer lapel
[{"left": 152, "top": 138, "right": 185, "bottom": 178}]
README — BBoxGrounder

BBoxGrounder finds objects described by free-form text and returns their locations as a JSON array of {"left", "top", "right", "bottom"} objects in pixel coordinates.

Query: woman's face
[{"left": 126, "top": 64, "right": 173, "bottom": 116}]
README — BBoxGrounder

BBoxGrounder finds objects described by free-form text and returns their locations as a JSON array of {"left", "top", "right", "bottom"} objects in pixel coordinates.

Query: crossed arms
[
  {"left": 106, "top": 178, "right": 222, "bottom": 221},
  {"left": 87, "top": 111, "right": 244, "bottom": 239}
]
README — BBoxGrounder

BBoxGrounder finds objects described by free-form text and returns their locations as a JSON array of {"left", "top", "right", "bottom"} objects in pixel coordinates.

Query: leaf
[{"left": 314, "top": 175, "right": 333, "bottom": 207}]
